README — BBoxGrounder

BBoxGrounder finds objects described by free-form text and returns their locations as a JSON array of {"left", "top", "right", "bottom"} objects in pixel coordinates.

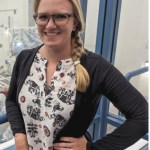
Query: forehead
[{"left": 37, "top": 0, "right": 73, "bottom": 13}]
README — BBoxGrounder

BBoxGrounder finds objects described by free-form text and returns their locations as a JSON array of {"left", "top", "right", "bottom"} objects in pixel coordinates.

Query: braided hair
[{"left": 70, "top": 0, "right": 90, "bottom": 92}]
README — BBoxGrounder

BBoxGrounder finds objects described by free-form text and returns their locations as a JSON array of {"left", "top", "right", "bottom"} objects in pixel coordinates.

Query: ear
[{"left": 73, "top": 18, "right": 78, "bottom": 31}]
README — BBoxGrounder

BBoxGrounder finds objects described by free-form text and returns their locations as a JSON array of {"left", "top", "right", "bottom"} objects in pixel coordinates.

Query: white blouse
[{"left": 18, "top": 52, "right": 76, "bottom": 150}]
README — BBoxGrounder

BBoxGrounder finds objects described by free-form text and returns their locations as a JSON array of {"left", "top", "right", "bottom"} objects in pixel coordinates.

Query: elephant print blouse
[{"left": 18, "top": 52, "right": 76, "bottom": 150}]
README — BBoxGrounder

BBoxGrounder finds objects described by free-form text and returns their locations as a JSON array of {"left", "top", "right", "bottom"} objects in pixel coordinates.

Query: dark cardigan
[{"left": 6, "top": 46, "right": 148, "bottom": 150}]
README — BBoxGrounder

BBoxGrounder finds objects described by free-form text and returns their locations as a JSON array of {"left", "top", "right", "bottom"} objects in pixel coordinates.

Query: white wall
[
  {"left": 115, "top": 0, "right": 148, "bottom": 97},
  {"left": 115, "top": 0, "right": 148, "bottom": 72},
  {"left": 84, "top": 0, "right": 100, "bottom": 52},
  {"left": 0, "top": 0, "right": 28, "bottom": 28}
]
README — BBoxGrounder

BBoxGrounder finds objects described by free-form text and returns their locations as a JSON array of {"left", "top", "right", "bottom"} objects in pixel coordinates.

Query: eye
[
  {"left": 54, "top": 14, "right": 68, "bottom": 20},
  {"left": 37, "top": 14, "right": 49, "bottom": 20}
]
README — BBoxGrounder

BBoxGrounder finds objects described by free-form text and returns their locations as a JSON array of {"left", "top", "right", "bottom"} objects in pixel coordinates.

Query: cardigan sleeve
[
  {"left": 5, "top": 53, "right": 26, "bottom": 136},
  {"left": 87, "top": 56, "right": 148, "bottom": 150}
]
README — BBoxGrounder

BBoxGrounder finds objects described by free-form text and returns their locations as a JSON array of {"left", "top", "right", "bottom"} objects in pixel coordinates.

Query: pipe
[{"left": 0, "top": 9, "right": 17, "bottom": 14}]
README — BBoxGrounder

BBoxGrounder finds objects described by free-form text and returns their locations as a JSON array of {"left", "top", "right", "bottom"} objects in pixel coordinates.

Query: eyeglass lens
[{"left": 34, "top": 13, "right": 73, "bottom": 26}]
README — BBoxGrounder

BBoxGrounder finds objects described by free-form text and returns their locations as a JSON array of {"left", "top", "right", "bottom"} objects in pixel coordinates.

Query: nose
[{"left": 46, "top": 17, "right": 56, "bottom": 28}]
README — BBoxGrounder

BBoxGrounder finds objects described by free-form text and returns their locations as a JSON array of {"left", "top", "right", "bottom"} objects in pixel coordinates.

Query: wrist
[
  {"left": 15, "top": 133, "right": 28, "bottom": 148},
  {"left": 15, "top": 133, "right": 26, "bottom": 140}
]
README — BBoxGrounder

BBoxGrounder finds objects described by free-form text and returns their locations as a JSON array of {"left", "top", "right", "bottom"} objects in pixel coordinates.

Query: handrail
[
  {"left": 125, "top": 66, "right": 148, "bottom": 81},
  {"left": 0, "top": 113, "right": 7, "bottom": 124}
]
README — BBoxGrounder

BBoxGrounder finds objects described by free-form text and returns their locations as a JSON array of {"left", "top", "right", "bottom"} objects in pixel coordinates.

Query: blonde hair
[
  {"left": 69, "top": 0, "right": 90, "bottom": 92},
  {"left": 34, "top": 0, "right": 90, "bottom": 92}
]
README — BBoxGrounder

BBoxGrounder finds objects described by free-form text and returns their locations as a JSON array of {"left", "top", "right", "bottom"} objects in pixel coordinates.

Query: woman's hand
[
  {"left": 53, "top": 136, "right": 87, "bottom": 150},
  {"left": 15, "top": 133, "right": 29, "bottom": 150}
]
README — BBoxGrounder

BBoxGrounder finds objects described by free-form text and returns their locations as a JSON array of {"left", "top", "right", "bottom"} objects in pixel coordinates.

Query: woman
[{"left": 6, "top": 0, "right": 148, "bottom": 149}]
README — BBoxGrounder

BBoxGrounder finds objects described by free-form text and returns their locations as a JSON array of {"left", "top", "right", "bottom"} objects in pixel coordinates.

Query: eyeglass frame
[{"left": 33, "top": 13, "right": 74, "bottom": 27}]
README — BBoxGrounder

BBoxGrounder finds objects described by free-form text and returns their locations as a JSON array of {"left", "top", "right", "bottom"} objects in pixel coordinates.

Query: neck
[{"left": 40, "top": 45, "right": 72, "bottom": 63}]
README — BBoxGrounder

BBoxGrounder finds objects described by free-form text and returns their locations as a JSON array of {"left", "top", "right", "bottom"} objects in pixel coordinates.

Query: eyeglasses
[{"left": 33, "top": 13, "right": 74, "bottom": 27}]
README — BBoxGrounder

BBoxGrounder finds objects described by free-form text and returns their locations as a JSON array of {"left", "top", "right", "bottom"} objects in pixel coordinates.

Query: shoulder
[
  {"left": 13, "top": 45, "right": 42, "bottom": 74},
  {"left": 81, "top": 49, "right": 114, "bottom": 94},
  {"left": 81, "top": 49, "right": 113, "bottom": 73},
  {"left": 15, "top": 45, "right": 41, "bottom": 64},
  {"left": 82, "top": 49, "right": 101, "bottom": 60},
  {"left": 18, "top": 46, "right": 40, "bottom": 58},
  {"left": 82, "top": 49, "right": 111, "bottom": 64}
]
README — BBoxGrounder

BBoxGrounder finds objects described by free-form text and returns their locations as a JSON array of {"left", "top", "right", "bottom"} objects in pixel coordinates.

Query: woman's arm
[
  {"left": 87, "top": 59, "right": 148, "bottom": 150},
  {"left": 6, "top": 53, "right": 26, "bottom": 136}
]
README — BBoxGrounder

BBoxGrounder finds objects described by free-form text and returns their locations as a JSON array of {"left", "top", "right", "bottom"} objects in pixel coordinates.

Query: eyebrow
[{"left": 37, "top": 11, "right": 73, "bottom": 15}]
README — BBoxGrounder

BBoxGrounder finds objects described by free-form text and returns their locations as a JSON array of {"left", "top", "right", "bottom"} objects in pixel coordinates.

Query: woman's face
[{"left": 36, "top": 0, "right": 76, "bottom": 51}]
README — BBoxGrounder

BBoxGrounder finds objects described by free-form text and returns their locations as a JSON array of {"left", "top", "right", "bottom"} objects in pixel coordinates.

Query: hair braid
[{"left": 72, "top": 32, "right": 90, "bottom": 92}]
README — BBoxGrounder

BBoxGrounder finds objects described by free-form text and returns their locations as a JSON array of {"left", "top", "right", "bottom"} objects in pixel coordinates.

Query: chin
[{"left": 44, "top": 42, "right": 61, "bottom": 49}]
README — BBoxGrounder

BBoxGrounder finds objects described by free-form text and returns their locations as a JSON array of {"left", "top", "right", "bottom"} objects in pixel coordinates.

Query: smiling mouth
[{"left": 44, "top": 32, "right": 59, "bottom": 36}]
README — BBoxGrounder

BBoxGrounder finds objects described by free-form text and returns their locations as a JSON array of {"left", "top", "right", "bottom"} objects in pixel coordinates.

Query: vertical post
[
  {"left": 81, "top": 0, "right": 88, "bottom": 22},
  {"left": 111, "top": 0, "right": 122, "bottom": 64},
  {"left": 80, "top": 0, "right": 88, "bottom": 43},
  {"left": 28, "top": 0, "right": 35, "bottom": 27},
  {"left": 96, "top": 0, "right": 122, "bottom": 62},
  {"left": 95, "top": 0, "right": 122, "bottom": 139},
  {"left": 99, "top": 96, "right": 110, "bottom": 139},
  {"left": 95, "top": 0, "right": 107, "bottom": 55}
]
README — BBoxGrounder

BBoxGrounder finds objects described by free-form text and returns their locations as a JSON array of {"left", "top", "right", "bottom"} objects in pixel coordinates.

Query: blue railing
[
  {"left": 0, "top": 113, "right": 7, "bottom": 124},
  {"left": 125, "top": 66, "right": 148, "bottom": 80}
]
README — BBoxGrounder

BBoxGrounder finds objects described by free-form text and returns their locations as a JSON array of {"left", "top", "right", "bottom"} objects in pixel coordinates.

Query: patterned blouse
[{"left": 18, "top": 52, "right": 76, "bottom": 150}]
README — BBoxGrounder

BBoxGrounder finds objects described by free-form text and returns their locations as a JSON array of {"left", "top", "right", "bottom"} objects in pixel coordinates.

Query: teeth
[{"left": 45, "top": 32, "right": 58, "bottom": 36}]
